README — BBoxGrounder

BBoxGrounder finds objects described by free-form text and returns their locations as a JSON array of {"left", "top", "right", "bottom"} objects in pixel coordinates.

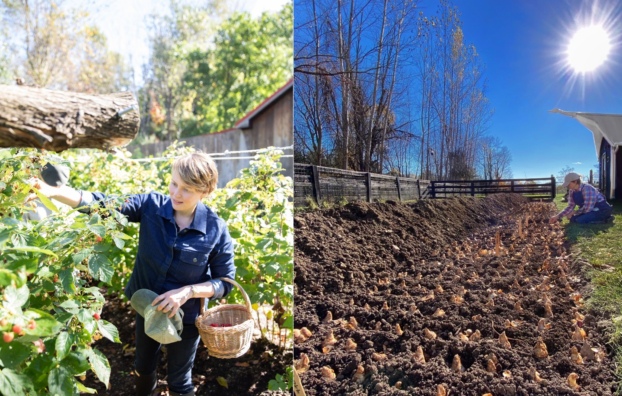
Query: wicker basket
[{"left": 195, "top": 277, "right": 254, "bottom": 359}]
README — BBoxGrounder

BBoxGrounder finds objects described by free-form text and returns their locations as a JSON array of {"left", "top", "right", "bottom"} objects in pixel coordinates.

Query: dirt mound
[{"left": 294, "top": 195, "right": 616, "bottom": 395}]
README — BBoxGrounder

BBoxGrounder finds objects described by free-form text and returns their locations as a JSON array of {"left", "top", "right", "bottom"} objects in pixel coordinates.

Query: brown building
[{"left": 132, "top": 79, "right": 293, "bottom": 188}]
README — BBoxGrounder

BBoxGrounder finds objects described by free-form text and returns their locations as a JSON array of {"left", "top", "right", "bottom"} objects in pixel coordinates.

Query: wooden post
[
  {"left": 417, "top": 179, "right": 421, "bottom": 199},
  {"left": 367, "top": 172, "right": 372, "bottom": 203},
  {"left": 431, "top": 181, "right": 436, "bottom": 199},
  {"left": 589, "top": 169, "right": 593, "bottom": 184},
  {"left": 396, "top": 177, "right": 402, "bottom": 201},
  {"left": 550, "top": 175, "right": 556, "bottom": 200},
  {"left": 511, "top": 180, "right": 515, "bottom": 193},
  {"left": 0, "top": 84, "right": 139, "bottom": 151},
  {"left": 470, "top": 181, "right": 475, "bottom": 197},
  {"left": 311, "top": 166, "right": 321, "bottom": 206}
]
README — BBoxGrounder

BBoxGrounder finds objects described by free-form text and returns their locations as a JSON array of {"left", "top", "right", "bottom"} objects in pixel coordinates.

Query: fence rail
[
  {"left": 294, "top": 164, "right": 556, "bottom": 207},
  {"left": 294, "top": 164, "right": 430, "bottom": 207}
]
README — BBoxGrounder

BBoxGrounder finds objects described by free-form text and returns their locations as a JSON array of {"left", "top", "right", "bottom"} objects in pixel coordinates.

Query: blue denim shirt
[{"left": 78, "top": 190, "right": 235, "bottom": 324}]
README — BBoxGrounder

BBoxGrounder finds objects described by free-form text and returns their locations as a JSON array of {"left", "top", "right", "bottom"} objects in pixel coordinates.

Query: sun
[{"left": 567, "top": 25, "right": 611, "bottom": 72}]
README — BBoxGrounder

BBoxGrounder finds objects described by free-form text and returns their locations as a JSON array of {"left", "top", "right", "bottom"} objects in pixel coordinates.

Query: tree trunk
[{"left": 0, "top": 84, "right": 139, "bottom": 152}]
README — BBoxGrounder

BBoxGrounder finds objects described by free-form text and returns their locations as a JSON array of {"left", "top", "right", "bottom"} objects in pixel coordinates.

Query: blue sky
[{"left": 430, "top": 0, "right": 622, "bottom": 178}]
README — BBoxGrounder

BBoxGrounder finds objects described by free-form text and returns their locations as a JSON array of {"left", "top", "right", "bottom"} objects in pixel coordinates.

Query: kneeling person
[{"left": 549, "top": 172, "right": 614, "bottom": 225}]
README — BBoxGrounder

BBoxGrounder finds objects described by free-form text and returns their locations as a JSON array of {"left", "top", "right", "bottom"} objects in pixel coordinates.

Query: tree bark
[{"left": 0, "top": 84, "right": 140, "bottom": 152}]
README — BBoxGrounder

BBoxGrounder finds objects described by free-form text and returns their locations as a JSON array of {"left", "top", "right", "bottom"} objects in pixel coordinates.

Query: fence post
[
  {"left": 589, "top": 169, "right": 593, "bottom": 184},
  {"left": 470, "top": 181, "right": 475, "bottom": 197},
  {"left": 431, "top": 181, "right": 436, "bottom": 199},
  {"left": 396, "top": 177, "right": 402, "bottom": 201},
  {"left": 551, "top": 175, "right": 556, "bottom": 200},
  {"left": 511, "top": 180, "right": 515, "bottom": 193},
  {"left": 311, "top": 165, "right": 321, "bottom": 206},
  {"left": 417, "top": 179, "right": 421, "bottom": 199},
  {"left": 367, "top": 172, "right": 372, "bottom": 203}
]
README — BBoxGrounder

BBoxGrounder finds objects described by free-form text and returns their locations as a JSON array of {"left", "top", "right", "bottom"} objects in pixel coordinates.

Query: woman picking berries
[{"left": 34, "top": 153, "right": 235, "bottom": 396}]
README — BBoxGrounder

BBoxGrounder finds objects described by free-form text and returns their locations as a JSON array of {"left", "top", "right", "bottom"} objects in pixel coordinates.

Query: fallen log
[{"left": 0, "top": 84, "right": 140, "bottom": 152}]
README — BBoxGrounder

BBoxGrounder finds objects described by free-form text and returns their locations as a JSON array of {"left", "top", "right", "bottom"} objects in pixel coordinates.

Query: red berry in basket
[
  {"left": 12, "top": 325, "right": 22, "bottom": 334},
  {"left": 93, "top": 313, "right": 100, "bottom": 320},
  {"left": 210, "top": 324, "right": 218, "bottom": 327},
  {"left": 3, "top": 332, "right": 13, "bottom": 343}
]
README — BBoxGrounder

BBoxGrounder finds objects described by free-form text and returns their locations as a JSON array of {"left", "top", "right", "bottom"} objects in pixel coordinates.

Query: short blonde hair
[{"left": 172, "top": 152, "right": 218, "bottom": 195}]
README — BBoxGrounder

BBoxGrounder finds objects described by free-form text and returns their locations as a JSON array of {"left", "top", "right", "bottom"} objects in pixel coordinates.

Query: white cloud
[{"left": 572, "top": 162, "right": 582, "bottom": 165}]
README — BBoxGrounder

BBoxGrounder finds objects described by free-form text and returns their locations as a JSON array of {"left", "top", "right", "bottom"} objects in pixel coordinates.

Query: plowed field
[{"left": 294, "top": 195, "right": 615, "bottom": 395}]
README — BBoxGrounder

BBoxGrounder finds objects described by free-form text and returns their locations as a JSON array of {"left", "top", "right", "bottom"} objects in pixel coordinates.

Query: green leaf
[
  {"left": 97, "top": 320, "right": 121, "bottom": 343},
  {"left": 24, "top": 353, "right": 55, "bottom": 390},
  {"left": 88, "top": 213, "right": 101, "bottom": 225},
  {"left": 59, "top": 268, "right": 76, "bottom": 294},
  {"left": 62, "top": 350, "right": 90, "bottom": 375},
  {"left": 0, "top": 269, "right": 20, "bottom": 286},
  {"left": 113, "top": 232, "right": 132, "bottom": 240},
  {"left": 89, "top": 225, "right": 106, "bottom": 238},
  {"left": 71, "top": 249, "right": 91, "bottom": 265},
  {"left": 89, "top": 253, "right": 113, "bottom": 283},
  {"left": 0, "top": 340, "right": 31, "bottom": 369},
  {"left": 216, "top": 376, "right": 228, "bottom": 388},
  {"left": 55, "top": 332, "right": 72, "bottom": 360},
  {"left": 0, "top": 368, "right": 30, "bottom": 396},
  {"left": 48, "top": 366, "right": 75, "bottom": 396},
  {"left": 5, "top": 246, "right": 57, "bottom": 258},
  {"left": 256, "top": 238, "right": 273, "bottom": 251},
  {"left": 4, "top": 284, "right": 30, "bottom": 310},
  {"left": 281, "top": 315, "right": 293, "bottom": 330},
  {"left": 33, "top": 188, "right": 59, "bottom": 212},
  {"left": 274, "top": 254, "right": 291, "bottom": 264},
  {"left": 54, "top": 311, "right": 74, "bottom": 325},
  {"left": 86, "top": 348, "right": 111, "bottom": 388},
  {"left": 112, "top": 237, "right": 125, "bottom": 249},
  {"left": 75, "top": 381, "right": 97, "bottom": 394}
]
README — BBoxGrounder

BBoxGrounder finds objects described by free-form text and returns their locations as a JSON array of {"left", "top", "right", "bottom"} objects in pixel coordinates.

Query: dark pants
[
  {"left": 135, "top": 314, "right": 201, "bottom": 395},
  {"left": 570, "top": 206, "right": 612, "bottom": 224}
]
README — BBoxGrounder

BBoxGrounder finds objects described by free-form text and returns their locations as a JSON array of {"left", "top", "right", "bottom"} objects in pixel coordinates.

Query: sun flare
[{"left": 567, "top": 25, "right": 611, "bottom": 72}]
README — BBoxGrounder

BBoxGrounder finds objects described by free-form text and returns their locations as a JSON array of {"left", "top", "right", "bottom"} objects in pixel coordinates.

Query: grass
[{"left": 554, "top": 196, "right": 622, "bottom": 390}]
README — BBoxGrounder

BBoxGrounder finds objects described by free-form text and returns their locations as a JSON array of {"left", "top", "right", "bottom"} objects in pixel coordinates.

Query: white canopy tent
[{"left": 550, "top": 109, "right": 622, "bottom": 198}]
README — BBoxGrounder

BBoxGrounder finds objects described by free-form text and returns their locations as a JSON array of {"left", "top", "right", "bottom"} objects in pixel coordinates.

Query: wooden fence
[
  {"left": 294, "top": 164, "right": 557, "bottom": 207},
  {"left": 294, "top": 164, "right": 430, "bottom": 207},
  {"left": 429, "top": 177, "right": 556, "bottom": 200}
]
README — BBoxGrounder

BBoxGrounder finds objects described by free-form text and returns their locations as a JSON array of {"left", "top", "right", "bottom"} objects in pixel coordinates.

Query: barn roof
[
  {"left": 235, "top": 78, "right": 293, "bottom": 130},
  {"left": 550, "top": 109, "right": 622, "bottom": 157}
]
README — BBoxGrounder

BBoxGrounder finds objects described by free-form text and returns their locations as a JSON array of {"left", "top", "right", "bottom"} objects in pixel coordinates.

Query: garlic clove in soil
[
  {"left": 371, "top": 352, "right": 388, "bottom": 362},
  {"left": 364, "top": 303, "right": 371, "bottom": 311},
  {"left": 375, "top": 322, "right": 382, "bottom": 330},
  {"left": 395, "top": 324, "right": 404, "bottom": 336},
  {"left": 571, "top": 325, "right": 586, "bottom": 341},
  {"left": 486, "top": 359, "right": 496, "bottom": 373},
  {"left": 323, "top": 311, "right": 333, "bottom": 323},
  {"left": 499, "top": 332, "right": 511, "bottom": 349},
  {"left": 323, "top": 330, "right": 337, "bottom": 347},
  {"left": 451, "top": 355, "right": 465, "bottom": 373},
  {"left": 472, "top": 314, "right": 482, "bottom": 321},
  {"left": 502, "top": 370, "right": 513, "bottom": 379},
  {"left": 409, "top": 304, "right": 419, "bottom": 314},
  {"left": 295, "top": 353, "right": 310, "bottom": 373},
  {"left": 352, "top": 365, "right": 365, "bottom": 383},
  {"left": 533, "top": 338, "right": 549, "bottom": 359},
  {"left": 529, "top": 367, "right": 542, "bottom": 382},
  {"left": 544, "top": 303, "right": 554, "bottom": 318},
  {"left": 469, "top": 330, "right": 481, "bottom": 342},
  {"left": 537, "top": 318, "right": 550, "bottom": 332},
  {"left": 570, "top": 346, "right": 583, "bottom": 364},
  {"left": 435, "top": 285, "right": 444, "bottom": 293},
  {"left": 514, "top": 301, "right": 523, "bottom": 312},
  {"left": 348, "top": 317, "right": 358, "bottom": 330},
  {"left": 383, "top": 301, "right": 389, "bottom": 310},
  {"left": 424, "top": 328, "right": 437, "bottom": 340},
  {"left": 432, "top": 308, "right": 445, "bottom": 318},
  {"left": 450, "top": 295, "right": 464, "bottom": 304},
  {"left": 349, "top": 298, "right": 354, "bottom": 306},
  {"left": 574, "top": 310, "right": 585, "bottom": 322},
  {"left": 580, "top": 341, "right": 596, "bottom": 361},
  {"left": 395, "top": 381, "right": 402, "bottom": 389},
  {"left": 321, "top": 366, "right": 336, "bottom": 381},
  {"left": 567, "top": 373, "right": 580, "bottom": 390},
  {"left": 458, "top": 286, "right": 467, "bottom": 297},
  {"left": 436, "top": 384, "right": 448, "bottom": 396},
  {"left": 301, "top": 327, "right": 312, "bottom": 338},
  {"left": 459, "top": 333, "right": 469, "bottom": 342},
  {"left": 413, "top": 346, "right": 426, "bottom": 364},
  {"left": 486, "top": 353, "right": 498, "bottom": 365},
  {"left": 293, "top": 329, "right": 306, "bottom": 344},
  {"left": 345, "top": 338, "right": 358, "bottom": 351},
  {"left": 564, "top": 282, "right": 573, "bottom": 292},
  {"left": 422, "top": 291, "right": 435, "bottom": 301}
]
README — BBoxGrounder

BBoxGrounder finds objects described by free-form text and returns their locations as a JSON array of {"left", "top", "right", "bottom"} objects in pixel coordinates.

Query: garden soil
[
  {"left": 81, "top": 293, "right": 292, "bottom": 395},
  {"left": 294, "top": 195, "right": 616, "bottom": 395}
]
